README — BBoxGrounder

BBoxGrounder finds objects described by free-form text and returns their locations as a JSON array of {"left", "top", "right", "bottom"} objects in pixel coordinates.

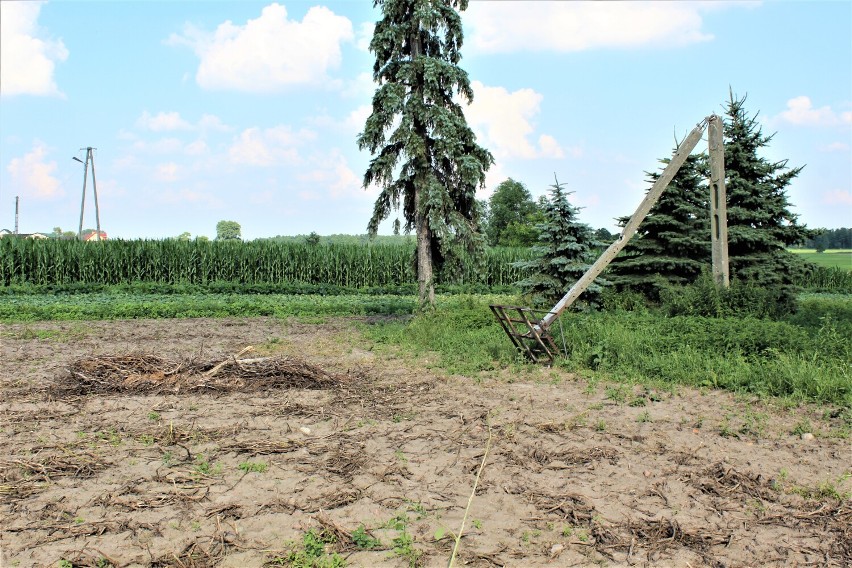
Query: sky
[{"left": 1, "top": 0, "right": 850, "bottom": 240}]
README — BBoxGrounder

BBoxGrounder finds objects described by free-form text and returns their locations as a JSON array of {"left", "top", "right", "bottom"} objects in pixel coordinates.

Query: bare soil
[{"left": 1, "top": 317, "right": 850, "bottom": 567}]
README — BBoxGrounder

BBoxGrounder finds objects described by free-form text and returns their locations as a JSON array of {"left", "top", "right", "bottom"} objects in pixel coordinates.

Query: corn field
[{"left": 0, "top": 239, "right": 534, "bottom": 288}]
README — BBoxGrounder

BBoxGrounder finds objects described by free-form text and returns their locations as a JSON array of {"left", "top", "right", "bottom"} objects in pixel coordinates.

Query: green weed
[{"left": 238, "top": 461, "right": 268, "bottom": 474}]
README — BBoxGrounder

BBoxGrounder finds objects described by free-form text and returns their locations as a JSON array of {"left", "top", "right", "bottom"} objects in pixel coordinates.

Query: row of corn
[{"left": 0, "top": 238, "right": 535, "bottom": 288}]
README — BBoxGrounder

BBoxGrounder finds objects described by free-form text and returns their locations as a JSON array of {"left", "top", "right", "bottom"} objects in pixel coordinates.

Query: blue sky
[{"left": 1, "top": 0, "right": 849, "bottom": 240}]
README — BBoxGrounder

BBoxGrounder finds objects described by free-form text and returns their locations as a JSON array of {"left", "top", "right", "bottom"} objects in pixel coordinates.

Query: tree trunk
[
  {"left": 415, "top": 185, "right": 435, "bottom": 307},
  {"left": 411, "top": 27, "right": 435, "bottom": 308}
]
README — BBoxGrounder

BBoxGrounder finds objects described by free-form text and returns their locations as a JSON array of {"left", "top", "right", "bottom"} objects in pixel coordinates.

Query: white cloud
[
  {"left": 167, "top": 3, "right": 353, "bottom": 92},
  {"left": 776, "top": 96, "right": 852, "bottom": 127},
  {"left": 136, "top": 111, "right": 192, "bottom": 132},
  {"left": 341, "top": 71, "right": 376, "bottom": 99},
  {"left": 154, "top": 162, "right": 180, "bottom": 182},
  {"left": 198, "top": 114, "right": 231, "bottom": 132},
  {"left": 6, "top": 141, "right": 63, "bottom": 199},
  {"left": 299, "top": 150, "right": 365, "bottom": 199},
  {"left": 465, "top": 81, "right": 563, "bottom": 160},
  {"left": 345, "top": 104, "right": 372, "bottom": 133},
  {"left": 136, "top": 111, "right": 230, "bottom": 132},
  {"left": 133, "top": 137, "right": 185, "bottom": 155},
  {"left": 465, "top": 2, "right": 733, "bottom": 54},
  {"left": 820, "top": 142, "right": 850, "bottom": 153},
  {"left": 185, "top": 140, "right": 209, "bottom": 156},
  {"left": 822, "top": 190, "right": 852, "bottom": 206},
  {"left": 229, "top": 125, "right": 316, "bottom": 166},
  {"left": 0, "top": 1, "right": 68, "bottom": 97},
  {"left": 538, "top": 135, "right": 564, "bottom": 159},
  {"left": 356, "top": 22, "right": 374, "bottom": 52}
]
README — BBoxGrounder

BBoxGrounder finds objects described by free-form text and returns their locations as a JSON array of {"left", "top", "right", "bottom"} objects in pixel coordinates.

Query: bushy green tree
[
  {"left": 357, "top": 0, "right": 493, "bottom": 307},
  {"left": 608, "top": 152, "right": 711, "bottom": 300},
  {"left": 723, "top": 91, "right": 812, "bottom": 310},
  {"left": 216, "top": 220, "right": 241, "bottom": 240},
  {"left": 484, "top": 178, "right": 542, "bottom": 247},
  {"left": 517, "top": 176, "right": 605, "bottom": 308}
]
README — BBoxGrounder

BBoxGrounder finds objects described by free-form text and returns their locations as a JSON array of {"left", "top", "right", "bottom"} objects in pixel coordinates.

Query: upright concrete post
[{"left": 708, "top": 115, "right": 730, "bottom": 288}]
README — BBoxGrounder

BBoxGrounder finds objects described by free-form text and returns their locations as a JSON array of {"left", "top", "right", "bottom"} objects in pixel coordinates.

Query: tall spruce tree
[
  {"left": 517, "top": 176, "right": 605, "bottom": 308},
  {"left": 357, "top": 0, "right": 493, "bottom": 307},
  {"left": 723, "top": 91, "right": 812, "bottom": 309},
  {"left": 608, "top": 152, "right": 711, "bottom": 300}
]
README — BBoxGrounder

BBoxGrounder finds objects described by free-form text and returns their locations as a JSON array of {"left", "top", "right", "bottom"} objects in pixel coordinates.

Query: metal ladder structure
[{"left": 491, "top": 115, "right": 729, "bottom": 363}]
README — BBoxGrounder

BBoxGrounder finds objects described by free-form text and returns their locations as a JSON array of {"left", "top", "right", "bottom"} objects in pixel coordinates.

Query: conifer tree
[
  {"left": 517, "top": 176, "right": 605, "bottom": 308},
  {"left": 357, "top": 0, "right": 493, "bottom": 307},
  {"left": 608, "top": 152, "right": 710, "bottom": 299},
  {"left": 723, "top": 91, "right": 812, "bottom": 309}
]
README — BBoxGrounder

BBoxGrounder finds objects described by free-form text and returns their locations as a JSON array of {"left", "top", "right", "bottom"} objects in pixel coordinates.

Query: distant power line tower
[{"left": 72, "top": 147, "right": 101, "bottom": 240}]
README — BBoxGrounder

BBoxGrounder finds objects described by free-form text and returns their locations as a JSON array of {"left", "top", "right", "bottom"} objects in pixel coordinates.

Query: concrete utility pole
[
  {"left": 491, "top": 114, "right": 732, "bottom": 363},
  {"left": 14, "top": 196, "right": 19, "bottom": 235},
  {"left": 73, "top": 147, "right": 102, "bottom": 240},
  {"left": 708, "top": 115, "right": 730, "bottom": 288}
]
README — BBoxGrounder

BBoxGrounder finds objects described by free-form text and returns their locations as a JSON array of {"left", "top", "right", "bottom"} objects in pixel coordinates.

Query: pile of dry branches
[{"left": 55, "top": 349, "right": 345, "bottom": 395}]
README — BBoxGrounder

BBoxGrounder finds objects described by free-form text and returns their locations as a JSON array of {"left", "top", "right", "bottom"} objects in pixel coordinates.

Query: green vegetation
[
  {"left": 271, "top": 529, "right": 344, "bottom": 568},
  {"left": 0, "top": 238, "right": 532, "bottom": 288},
  {"left": 238, "top": 461, "right": 268, "bottom": 474},
  {"left": 516, "top": 175, "right": 605, "bottom": 308},
  {"left": 0, "top": 290, "right": 513, "bottom": 323},
  {"left": 790, "top": 250, "right": 852, "bottom": 270},
  {"left": 364, "top": 293, "right": 851, "bottom": 405},
  {"left": 609, "top": 152, "right": 709, "bottom": 300},
  {"left": 483, "top": 178, "right": 543, "bottom": 247}
]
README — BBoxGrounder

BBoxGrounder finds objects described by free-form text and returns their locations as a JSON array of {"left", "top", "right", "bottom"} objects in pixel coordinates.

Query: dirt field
[{"left": 1, "top": 317, "right": 849, "bottom": 567}]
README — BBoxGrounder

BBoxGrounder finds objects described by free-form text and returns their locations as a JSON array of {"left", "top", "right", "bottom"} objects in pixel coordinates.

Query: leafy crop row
[{"left": 0, "top": 239, "right": 533, "bottom": 288}]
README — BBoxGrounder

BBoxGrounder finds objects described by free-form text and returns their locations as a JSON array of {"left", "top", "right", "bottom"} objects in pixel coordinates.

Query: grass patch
[
  {"left": 365, "top": 294, "right": 851, "bottom": 405},
  {"left": 790, "top": 250, "right": 852, "bottom": 270}
]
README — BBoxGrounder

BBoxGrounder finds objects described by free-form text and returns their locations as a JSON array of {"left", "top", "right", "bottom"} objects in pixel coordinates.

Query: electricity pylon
[{"left": 72, "top": 147, "right": 101, "bottom": 241}]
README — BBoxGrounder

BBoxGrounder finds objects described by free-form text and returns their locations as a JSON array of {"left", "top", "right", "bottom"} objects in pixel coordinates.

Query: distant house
[
  {"left": 0, "top": 230, "right": 49, "bottom": 239},
  {"left": 83, "top": 230, "right": 108, "bottom": 241}
]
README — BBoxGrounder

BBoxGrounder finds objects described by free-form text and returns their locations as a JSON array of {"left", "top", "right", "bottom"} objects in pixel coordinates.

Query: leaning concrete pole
[
  {"left": 537, "top": 118, "right": 710, "bottom": 331},
  {"left": 708, "top": 115, "right": 730, "bottom": 288}
]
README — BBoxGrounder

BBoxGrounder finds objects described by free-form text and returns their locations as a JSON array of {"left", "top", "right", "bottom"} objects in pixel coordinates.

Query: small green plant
[
  {"left": 471, "top": 519, "right": 482, "bottom": 530},
  {"left": 628, "top": 395, "right": 647, "bottom": 407},
  {"left": 636, "top": 411, "right": 652, "bottom": 423},
  {"left": 148, "top": 411, "right": 161, "bottom": 421},
  {"left": 594, "top": 420, "right": 606, "bottom": 432},
  {"left": 718, "top": 416, "right": 738, "bottom": 438},
  {"left": 392, "top": 530, "right": 421, "bottom": 568},
  {"left": 138, "top": 434, "right": 154, "bottom": 446},
  {"left": 351, "top": 525, "right": 381, "bottom": 550},
  {"left": 162, "top": 451, "right": 173, "bottom": 466},
  {"left": 238, "top": 461, "right": 268, "bottom": 474},
  {"left": 791, "top": 419, "right": 813, "bottom": 436},
  {"left": 58, "top": 561, "right": 74, "bottom": 568},
  {"left": 193, "top": 455, "right": 222, "bottom": 477},
  {"left": 273, "top": 529, "right": 345, "bottom": 568},
  {"left": 605, "top": 385, "right": 627, "bottom": 404}
]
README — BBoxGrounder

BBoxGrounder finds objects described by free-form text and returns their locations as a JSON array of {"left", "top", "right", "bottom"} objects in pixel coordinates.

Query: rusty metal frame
[{"left": 489, "top": 305, "right": 559, "bottom": 365}]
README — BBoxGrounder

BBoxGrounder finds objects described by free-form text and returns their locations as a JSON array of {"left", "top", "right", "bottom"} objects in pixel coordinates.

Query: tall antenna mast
[
  {"left": 14, "top": 196, "right": 19, "bottom": 235},
  {"left": 73, "top": 147, "right": 102, "bottom": 240}
]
